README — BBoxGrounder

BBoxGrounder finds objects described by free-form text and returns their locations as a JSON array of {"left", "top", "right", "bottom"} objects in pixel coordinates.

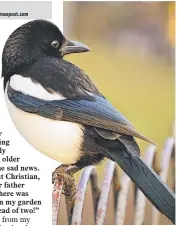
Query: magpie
[{"left": 1, "top": 20, "right": 175, "bottom": 223}]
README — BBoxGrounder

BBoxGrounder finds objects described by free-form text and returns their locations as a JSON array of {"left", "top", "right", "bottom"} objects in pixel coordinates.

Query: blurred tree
[
  {"left": 167, "top": 1, "right": 175, "bottom": 47},
  {"left": 64, "top": 2, "right": 174, "bottom": 61}
]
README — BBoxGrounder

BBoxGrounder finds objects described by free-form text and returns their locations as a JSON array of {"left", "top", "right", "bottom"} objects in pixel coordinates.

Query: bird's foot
[
  {"left": 52, "top": 164, "right": 78, "bottom": 197},
  {"left": 52, "top": 164, "right": 79, "bottom": 220}
]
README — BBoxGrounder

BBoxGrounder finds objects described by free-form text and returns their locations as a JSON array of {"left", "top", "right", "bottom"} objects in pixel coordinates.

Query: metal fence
[{"left": 52, "top": 136, "right": 175, "bottom": 225}]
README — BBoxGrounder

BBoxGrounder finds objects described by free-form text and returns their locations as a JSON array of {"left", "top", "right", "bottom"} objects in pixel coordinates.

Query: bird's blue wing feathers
[
  {"left": 57, "top": 94, "right": 134, "bottom": 127},
  {"left": 7, "top": 86, "right": 154, "bottom": 143}
]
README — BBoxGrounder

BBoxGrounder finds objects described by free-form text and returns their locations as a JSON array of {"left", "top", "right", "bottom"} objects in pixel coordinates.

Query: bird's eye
[{"left": 51, "top": 40, "right": 59, "bottom": 48}]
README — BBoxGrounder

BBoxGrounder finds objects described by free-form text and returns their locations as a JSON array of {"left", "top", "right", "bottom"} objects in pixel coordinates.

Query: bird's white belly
[{"left": 5, "top": 91, "right": 84, "bottom": 164}]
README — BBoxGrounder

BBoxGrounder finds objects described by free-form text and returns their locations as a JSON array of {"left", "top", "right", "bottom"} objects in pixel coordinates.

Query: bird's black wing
[
  {"left": 7, "top": 86, "right": 175, "bottom": 224},
  {"left": 7, "top": 85, "right": 154, "bottom": 144},
  {"left": 9, "top": 58, "right": 152, "bottom": 143}
]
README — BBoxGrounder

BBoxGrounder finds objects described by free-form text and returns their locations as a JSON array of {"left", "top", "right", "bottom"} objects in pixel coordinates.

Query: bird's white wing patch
[{"left": 10, "top": 74, "right": 66, "bottom": 100}]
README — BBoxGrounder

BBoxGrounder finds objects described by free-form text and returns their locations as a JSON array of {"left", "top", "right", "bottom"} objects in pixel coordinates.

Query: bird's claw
[{"left": 52, "top": 164, "right": 77, "bottom": 197}]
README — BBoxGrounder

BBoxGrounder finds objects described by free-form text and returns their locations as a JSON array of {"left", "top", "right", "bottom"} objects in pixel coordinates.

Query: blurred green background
[{"left": 63, "top": 1, "right": 175, "bottom": 171}]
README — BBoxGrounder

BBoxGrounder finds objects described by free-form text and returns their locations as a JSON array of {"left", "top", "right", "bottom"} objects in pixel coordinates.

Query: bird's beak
[{"left": 61, "top": 40, "right": 90, "bottom": 56}]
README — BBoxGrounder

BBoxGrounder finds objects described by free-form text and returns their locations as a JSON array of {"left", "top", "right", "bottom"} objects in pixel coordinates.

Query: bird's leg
[
  {"left": 52, "top": 164, "right": 80, "bottom": 223},
  {"left": 52, "top": 164, "right": 79, "bottom": 197}
]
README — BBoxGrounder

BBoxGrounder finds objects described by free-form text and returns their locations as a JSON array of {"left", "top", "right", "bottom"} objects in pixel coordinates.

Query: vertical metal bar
[
  {"left": 71, "top": 166, "right": 95, "bottom": 225},
  {"left": 52, "top": 178, "right": 63, "bottom": 225},
  {"left": 134, "top": 144, "right": 156, "bottom": 225},
  {"left": 90, "top": 169, "right": 101, "bottom": 221},
  {"left": 115, "top": 171, "right": 131, "bottom": 225},
  {"left": 96, "top": 161, "right": 116, "bottom": 225}
]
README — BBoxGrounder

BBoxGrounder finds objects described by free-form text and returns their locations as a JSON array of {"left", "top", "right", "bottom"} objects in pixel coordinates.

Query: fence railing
[{"left": 52, "top": 136, "right": 175, "bottom": 225}]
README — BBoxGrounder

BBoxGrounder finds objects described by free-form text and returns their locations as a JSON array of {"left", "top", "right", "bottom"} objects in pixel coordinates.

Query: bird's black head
[{"left": 2, "top": 19, "right": 90, "bottom": 88}]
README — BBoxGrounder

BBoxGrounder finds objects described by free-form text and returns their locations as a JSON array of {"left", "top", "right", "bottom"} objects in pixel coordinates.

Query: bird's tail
[{"left": 106, "top": 136, "right": 175, "bottom": 224}]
